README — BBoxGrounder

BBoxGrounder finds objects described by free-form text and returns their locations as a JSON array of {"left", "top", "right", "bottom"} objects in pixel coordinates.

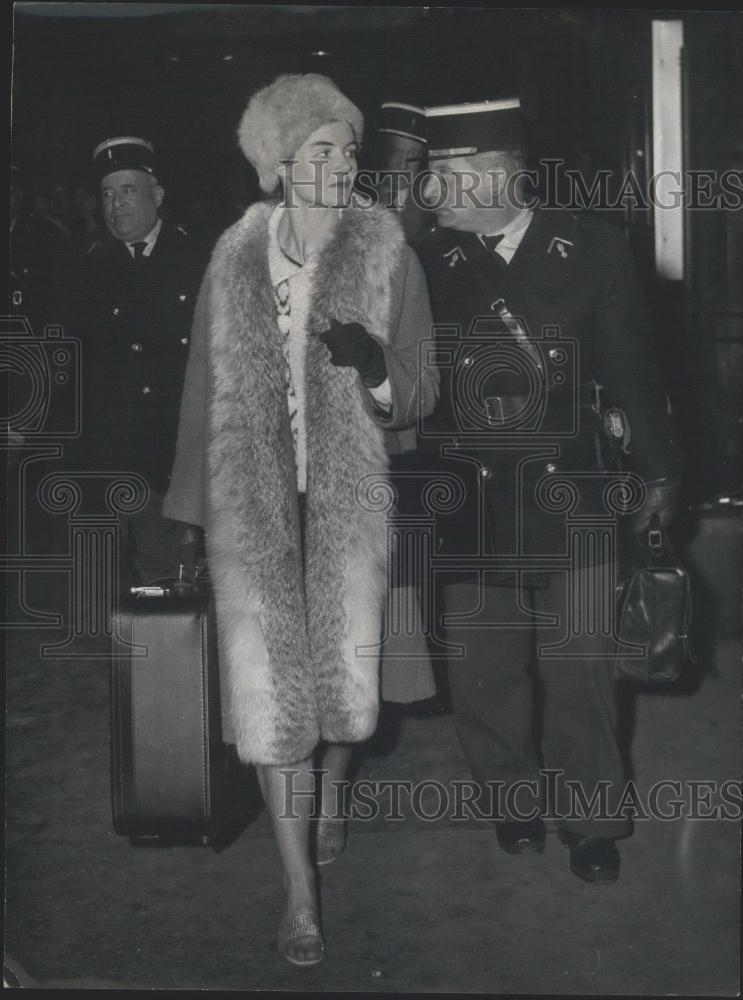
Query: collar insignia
[
  {"left": 443, "top": 246, "right": 468, "bottom": 267},
  {"left": 548, "top": 236, "right": 574, "bottom": 258}
]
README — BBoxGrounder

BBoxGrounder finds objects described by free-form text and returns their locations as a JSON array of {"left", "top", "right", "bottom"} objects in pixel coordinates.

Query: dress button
[
  {"left": 545, "top": 462, "right": 557, "bottom": 473},
  {"left": 131, "top": 342, "right": 142, "bottom": 353},
  {"left": 142, "top": 385, "right": 151, "bottom": 395},
  {"left": 180, "top": 337, "right": 189, "bottom": 345},
  {"left": 480, "top": 466, "right": 492, "bottom": 479}
]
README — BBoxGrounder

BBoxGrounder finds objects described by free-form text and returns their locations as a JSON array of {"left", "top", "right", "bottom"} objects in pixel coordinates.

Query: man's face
[
  {"left": 424, "top": 155, "right": 509, "bottom": 232},
  {"left": 101, "top": 169, "right": 163, "bottom": 242},
  {"left": 382, "top": 134, "right": 425, "bottom": 175},
  {"left": 381, "top": 134, "right": 425, "bottom": 210}
]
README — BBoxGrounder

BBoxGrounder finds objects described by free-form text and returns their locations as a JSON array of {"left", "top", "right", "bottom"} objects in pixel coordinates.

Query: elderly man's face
[
  {"left": 423, "top": 156, "right": 490, "bottom": 231},
  {"left": 101, "top": 169, "right": 163, "bottom": 242},
  {"left": 423, "top": 155, "right": 516, "bottom": 233}
]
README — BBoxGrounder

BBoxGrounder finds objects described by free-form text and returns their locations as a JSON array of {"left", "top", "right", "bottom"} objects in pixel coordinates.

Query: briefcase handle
[
  {"left": 128, "top": 525, "right": 207, "bottom": 598},
  {"left": 130, "top": 562, "right": 208, "bottom": 600}
]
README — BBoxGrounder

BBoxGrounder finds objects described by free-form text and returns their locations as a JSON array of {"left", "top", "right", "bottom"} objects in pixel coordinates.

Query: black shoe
[
  {"left": 558, "top": 831, "right": 620, "bottom": 883},
  {"left": 495, "top": 819, "right": 546, "bottom": 855}
]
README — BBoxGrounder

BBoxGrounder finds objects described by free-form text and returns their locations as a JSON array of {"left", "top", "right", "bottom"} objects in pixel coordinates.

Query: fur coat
[{"left": 163, "top": 200, "right": 437, "bottom": 765}]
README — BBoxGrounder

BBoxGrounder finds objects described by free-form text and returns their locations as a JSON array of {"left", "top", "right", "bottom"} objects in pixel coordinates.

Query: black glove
[
  {"left": 628, "top": 482, "right": 680, "bottom": 536},
  {"left": 318, "top": 319, "right": 388, "bottom": 388}
]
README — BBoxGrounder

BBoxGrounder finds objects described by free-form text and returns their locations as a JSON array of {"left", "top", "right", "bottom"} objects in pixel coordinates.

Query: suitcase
[{"left": 110, "top": 580, "right": 247, "bottom": 845}]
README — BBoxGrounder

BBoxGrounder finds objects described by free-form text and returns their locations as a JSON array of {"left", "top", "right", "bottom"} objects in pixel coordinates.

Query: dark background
[
  {"left": 10, "top": 3, "right": 743, "bottom": 499},
  {"left": 11, "top": 6, "right": 689, "bottom": 204}
]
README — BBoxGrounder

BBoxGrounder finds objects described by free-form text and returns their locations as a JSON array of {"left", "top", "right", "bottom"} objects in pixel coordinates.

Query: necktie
[
  {"left": 480, "top": 233, "right": 505, "bottom": 254},
  {"left": 480, "top": 233, "right": 508, "bottom": 274},
  {"left": 131, "top": 241, "right": 148, "bottom": 260}
]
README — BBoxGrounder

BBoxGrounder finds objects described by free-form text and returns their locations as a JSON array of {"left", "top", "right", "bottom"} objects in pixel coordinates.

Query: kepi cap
[
  {"left": 425, "top": 98, "right": 523, "bottom": 158},
  {"left": 93, "top": 136, "right": 158, "bottom": 181},
  {"left": 378, "top": 102, "right": 427, "bottom": 145}
]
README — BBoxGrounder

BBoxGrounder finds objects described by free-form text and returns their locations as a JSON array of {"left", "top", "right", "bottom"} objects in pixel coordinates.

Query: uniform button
[
  {"left": 112, "top": 307, "right": 120, "bottom": 316},
  {"left": 180, "top": 337, "right": 189, "bottom": 345},
  {"left": 142, "top": 385, "right": 152, "bottom": 395},
  {"left": 462, "top": 356, "right": 473, "bottom": 367},
  {"left": 131, "top": 342, "right": 142, "bottom": 353},
  {"left": 545, "top": 462, "right": 557, "bottom": 473},
  {"left": 179, "top": 294, "right": 186, "bottom": 302},
  {"left": 480, "top": 466, "right": 492, "bottom": 479}
]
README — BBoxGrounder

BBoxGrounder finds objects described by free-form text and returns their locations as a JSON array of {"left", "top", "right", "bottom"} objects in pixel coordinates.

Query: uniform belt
[{"left": 483, "top": 381, "right": 598, "bottom": 425}]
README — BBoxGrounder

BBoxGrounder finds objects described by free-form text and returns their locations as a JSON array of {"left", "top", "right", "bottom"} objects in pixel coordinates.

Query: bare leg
[
  {"left": 314, "top": 743, "right": 353, "bottom": 864},
  {"left": 255, "top": 759, "right": 323, "bottom": 965},
  {"left": 316, "top": 742, "right": 353, "bottom": 819}
]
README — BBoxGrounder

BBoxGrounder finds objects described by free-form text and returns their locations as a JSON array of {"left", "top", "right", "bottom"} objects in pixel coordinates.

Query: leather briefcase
[{"left": 614, "top": 523, "right": 694, "bottom": 684}]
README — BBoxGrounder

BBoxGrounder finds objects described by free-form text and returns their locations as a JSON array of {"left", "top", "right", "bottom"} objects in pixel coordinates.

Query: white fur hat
[{"left": 237, "top": 74, "right": 364, "bottom": 193}]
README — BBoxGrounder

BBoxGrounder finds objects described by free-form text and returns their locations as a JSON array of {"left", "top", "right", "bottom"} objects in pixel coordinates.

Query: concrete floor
[{"left": 4, "top": 515, "right": 741, "bottom": 993}]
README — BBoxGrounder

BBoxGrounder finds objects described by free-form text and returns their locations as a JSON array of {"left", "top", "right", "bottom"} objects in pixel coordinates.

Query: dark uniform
[
  {"left": 417, "top": 207, "right": 683, "bottom": 836},
  {"left": 56, "top": 221, "right": 206, "bottom": 581},
  {"left": 10, "top": 213, "right": 68, "bottom": 332}
]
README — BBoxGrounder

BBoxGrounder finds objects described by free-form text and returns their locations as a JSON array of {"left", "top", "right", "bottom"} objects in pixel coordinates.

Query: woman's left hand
[{"left": 317, "top": 319, "right": 387, "bottom": 387}]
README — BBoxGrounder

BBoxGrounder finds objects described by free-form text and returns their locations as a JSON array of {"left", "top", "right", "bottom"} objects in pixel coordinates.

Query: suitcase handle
[
  {"left": 130, "top": 585, "right": 175, "bottom": 598},
  {"left": 130, "top": 564, "right": 206, "bottom": 599}
]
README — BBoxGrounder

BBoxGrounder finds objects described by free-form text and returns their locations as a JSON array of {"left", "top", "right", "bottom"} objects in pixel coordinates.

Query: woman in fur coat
[{"left": 163, "top": 74, "right": 438, "bottom": 966}]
